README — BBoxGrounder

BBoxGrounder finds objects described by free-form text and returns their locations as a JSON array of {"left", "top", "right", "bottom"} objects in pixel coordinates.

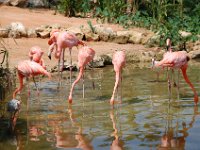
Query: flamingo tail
[
  {"left": 181, "top": 64, "right": 198, "bottom": 104},
  {"left": 68, "top": 67, "right": 84, "bottom": 103}
]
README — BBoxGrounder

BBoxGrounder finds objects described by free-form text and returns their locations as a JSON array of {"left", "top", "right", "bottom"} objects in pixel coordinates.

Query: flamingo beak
[
  {"left": 166, "top": 45, "right": 169, "bottom": 51},
  {"left": 48, "top": 51, "right": 51, "bottom": 60}
]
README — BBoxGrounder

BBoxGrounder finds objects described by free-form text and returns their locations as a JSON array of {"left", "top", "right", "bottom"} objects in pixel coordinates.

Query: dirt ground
[{"left": 0, "top": 6, "right": 154, "bottom": 69}]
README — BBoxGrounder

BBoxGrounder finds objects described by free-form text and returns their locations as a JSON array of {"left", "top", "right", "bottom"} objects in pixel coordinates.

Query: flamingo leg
[
  {"left": 32, "top": 77, "right": 39, "bottom": 95},
  {"left": 82, "top": 73, "right": 85, "bottom": 99},
  {"left": 69, "top": 48, "right": 72, "bottom": 85}
]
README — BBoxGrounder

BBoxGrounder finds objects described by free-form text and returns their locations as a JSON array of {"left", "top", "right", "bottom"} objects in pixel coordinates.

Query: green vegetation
[{"left": 57, "top": 0, "right": 200, "bottom": 46}]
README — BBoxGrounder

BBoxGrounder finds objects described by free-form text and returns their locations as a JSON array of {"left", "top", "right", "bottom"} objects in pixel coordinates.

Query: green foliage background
[{"left": 56, "top": 0, "right": 200, "bottom": 46}]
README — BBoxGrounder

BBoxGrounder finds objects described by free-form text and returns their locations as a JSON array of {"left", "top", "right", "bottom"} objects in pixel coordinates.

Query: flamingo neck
[
  {"left": 181, "top": 65, "right": 198, "bottom": 104},
  {"left": 111, "top": 71, "right": 121, "bottom": 101},
  {"left": 68, "top": 67, "right": 84, "bottom": 100}
]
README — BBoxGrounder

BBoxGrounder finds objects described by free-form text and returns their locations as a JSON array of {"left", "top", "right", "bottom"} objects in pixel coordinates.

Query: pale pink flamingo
[
  {"left": 110, "top": 50, "right": 126, "bottom": 105},
  {"left": 29, "top": 46, "right": 46, "bottom": 69},
  {"left": 13, "top": 60, "right": 51, "bottom": 99},
  {"left": 153, "top": 50, "right": 198, "bottom": 105},
  {"left": 48, "top": 30, "right": 85, "bottom": 72},
  {"left": 68, "top": 46, "right": 95, "bottom": 103}
]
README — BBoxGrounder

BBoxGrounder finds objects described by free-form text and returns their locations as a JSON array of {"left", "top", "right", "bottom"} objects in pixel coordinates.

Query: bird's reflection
[
  {"left": 68, "top": 104, "right": 94, "bottom": 150},
  {"left": 158, "top": 105, "right": 199, "bottom": 149},
  {"left": 110, "top": 107, "right": 124, "bottom": 150}
]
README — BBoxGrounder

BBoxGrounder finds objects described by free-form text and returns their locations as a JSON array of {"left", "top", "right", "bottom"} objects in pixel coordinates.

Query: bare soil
[{"left": 0, "top": 5, "right": 155, "bottom": 69}]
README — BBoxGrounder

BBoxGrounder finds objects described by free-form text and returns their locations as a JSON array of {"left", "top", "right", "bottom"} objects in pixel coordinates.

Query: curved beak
[{"left": 47, "top": 51, "right": 51, "bottom": 60}]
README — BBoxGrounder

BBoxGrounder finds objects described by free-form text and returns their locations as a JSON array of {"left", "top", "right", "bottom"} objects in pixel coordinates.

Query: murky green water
[{"left": 1, "top": 62, "right": 200, "bottom": 150}]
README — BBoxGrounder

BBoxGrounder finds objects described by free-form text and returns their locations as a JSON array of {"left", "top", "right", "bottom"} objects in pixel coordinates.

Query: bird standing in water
[
  {"left": 68, "top": 46, "right": 95, "bottom": 103},
  {"left": 153, "top": 50, "right": 198, "bottom": 105},
  {"left": 12, "top": 60, "right": 51, "bottom": 99},
  {"left": 110, "top": 50, "right": 126, "bottom": 105},
  {"left": 48, "top": 30, "right": 85, "bottom": 72}
]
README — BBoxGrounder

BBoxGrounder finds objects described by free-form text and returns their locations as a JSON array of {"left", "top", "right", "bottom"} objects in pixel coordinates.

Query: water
[{"left": 0, "top": 62, "right": 200, "bottom": 150}]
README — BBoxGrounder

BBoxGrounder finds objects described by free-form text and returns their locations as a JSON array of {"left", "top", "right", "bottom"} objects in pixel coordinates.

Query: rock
[
  {"left": 84, "top": 32, "right": 99, "bottom": 41},
  {"left": 50, "top": 62, "right": 78, "bottom": 73},
  {"left": 0, "top": 28, "right": 9, "bottom": 38},
  {"left": 3, "top": 0, "right": 27, "bottom": 7},
  {"left": 93, "top": 24, "right": 116, "bottom": 42},
  {"left": 128, "top": 30, "right": 144, "bottom": 44},
  {"left": 188, "top": 50, "right": 200, "bottom": 59},
  {"left": 37, "top": 31, "right": 50, "bottom": 38},
  {"left": 126, "top": 50, "right": 156, "bottom": 63},
  {"left": 91, "top": 56, "right": 105, "bottom": 68},
  {"left": 146, "top": 33, "right": 160, "bottom": 47},
  {"left": 67, "top": 26, "right": 84, "bottom": 40},
  {"left": 113, "top": 31, "right": 130, "bottom": 44},
  {"left": 90, "top": 54, "right": 112, "bottom": 68},
  {"left": 8, "top": 22, "right": 27, "bottom": 38},
  {"left": 27, "top": 0, "right": 45, "bottom": 7},
  {"left": 27, "top": 28, "right": 37, "bottom": 38}
]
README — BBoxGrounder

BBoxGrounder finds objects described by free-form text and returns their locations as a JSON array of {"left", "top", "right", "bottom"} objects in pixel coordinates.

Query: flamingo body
[{"left": 13, "top": 60, "right": 51, "bottom": 99}]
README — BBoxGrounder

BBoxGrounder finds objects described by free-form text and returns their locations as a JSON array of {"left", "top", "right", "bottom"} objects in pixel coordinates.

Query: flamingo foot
[
  {"left": 68, "top": 97, "right": 72, "bottom": 104},
  {"left": 110, "top": 99, "right": 114, "bottom": 105}
]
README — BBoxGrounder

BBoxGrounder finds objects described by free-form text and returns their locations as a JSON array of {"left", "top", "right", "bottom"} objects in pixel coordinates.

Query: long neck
[
  {"left": 13, "top": 72, "right": 24, "bottom": 99},
  {"left": 68, "top": 67, "right": 84, "bottom": 101},
  {"left": 111, "top": 71, "right": 121, "bottom": 101},
  {"left": 181, "top": 65, "right": 198, "bottom": 104}
]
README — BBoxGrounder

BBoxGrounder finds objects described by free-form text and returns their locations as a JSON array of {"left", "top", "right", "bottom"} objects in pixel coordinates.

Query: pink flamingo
[
  {"left": 13, "top": 60, "right": 51, "bottom": 99},
  {"left": 29, "top": 46, "right": 46, "bottom": 69},
  {"left": 110, "top": 50, "right": 126, "bottom": 105},
  {"left": 153, "top": 50, "right": 198, "bottom": 105},
  {"left": 68, "top": 46, "right": 95, "bottom": 103},
  {"left": 48, "top": 30, "right": 85, "bottom": 72}
]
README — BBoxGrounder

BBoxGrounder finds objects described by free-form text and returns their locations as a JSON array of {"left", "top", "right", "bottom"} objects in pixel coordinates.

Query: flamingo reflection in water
[
  {"left": 110, "top": 108, "right": 124, "bottom": 150},
  {"left": 46, "top": 105, "right": 93, "bottom": 149},
  {"left": 158, "top": 105, "right": 200, "bottom": 149}
]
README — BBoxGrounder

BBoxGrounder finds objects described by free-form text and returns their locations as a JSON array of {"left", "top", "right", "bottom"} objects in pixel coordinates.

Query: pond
[{"left": 0, "top": 62, "right": 200, "bottom": 150}]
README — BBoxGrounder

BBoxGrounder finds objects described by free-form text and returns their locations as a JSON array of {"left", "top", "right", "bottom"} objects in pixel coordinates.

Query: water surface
[{"left": 0, "top": 62, "right": 200, "bottom": 150}]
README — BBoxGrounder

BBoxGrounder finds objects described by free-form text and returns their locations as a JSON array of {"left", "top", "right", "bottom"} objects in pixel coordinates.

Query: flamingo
[
  {"left": 12, "top": 60, "right": 51, "bottom": 99},
  {"left": 153, "top": 50, "right": 198, "bottom": 105},
  {"left": 29, "top": 46, "right": 46, "bottom": 69},
  {"left": 110, "top": 50, "right": 126, "bottom": 105},
  {"left": 47, "top": 30, "right": 85, "bottom": 72},
  {"left": 68, "top": 46, "right": 95, "bottom": 103}
]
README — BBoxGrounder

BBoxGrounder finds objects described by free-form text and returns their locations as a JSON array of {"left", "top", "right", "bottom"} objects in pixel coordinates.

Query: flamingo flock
[{"left": 8, "top": 30, "right": 199, "bottom": 118}]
